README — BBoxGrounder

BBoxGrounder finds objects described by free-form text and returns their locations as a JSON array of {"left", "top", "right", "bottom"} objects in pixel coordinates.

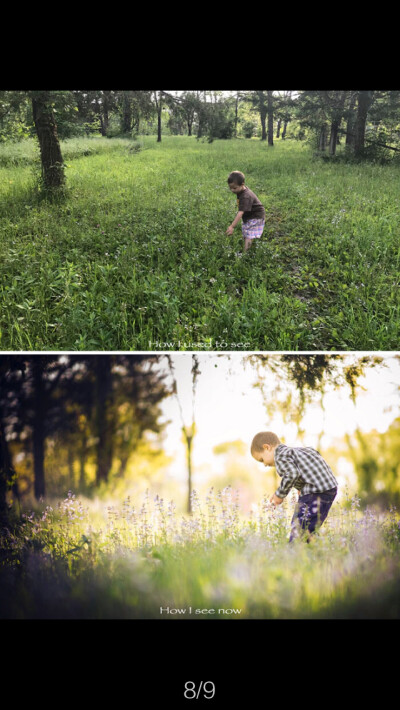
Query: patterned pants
[
  {"left": 241, "top": 218, "right": 265, "bottom": 240},
  {"left": 289, "top": 487, "right": 337, "bottom": 542}
]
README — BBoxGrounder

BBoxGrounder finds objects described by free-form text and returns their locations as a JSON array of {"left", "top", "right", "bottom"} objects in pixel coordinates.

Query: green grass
[
  {"left": 1, "top": 488, "right": 400, "bottom": 619},
  {"left": 0, "top": 135, "right": 399, "bottom": 350}
]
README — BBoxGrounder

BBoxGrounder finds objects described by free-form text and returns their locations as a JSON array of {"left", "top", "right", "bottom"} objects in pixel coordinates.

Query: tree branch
[{"left": 338, "top": 127, "right": 400, "bottom": 152}]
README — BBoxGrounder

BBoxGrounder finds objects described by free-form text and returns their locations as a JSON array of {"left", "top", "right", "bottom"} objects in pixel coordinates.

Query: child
[
  {"left": 226, "top": 171, "right": 266, "bottom": 252},
  {"left": 251, "top": 431, "right": 338, "bottom": 542}
]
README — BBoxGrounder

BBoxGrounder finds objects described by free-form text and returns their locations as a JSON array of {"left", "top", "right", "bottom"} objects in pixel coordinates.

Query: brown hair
[
  {"left": 227, "top": 171, "right": 245, "bottom": 185},
  {"left": 251, "top": 431, "right": 281, "bottom": 454}
]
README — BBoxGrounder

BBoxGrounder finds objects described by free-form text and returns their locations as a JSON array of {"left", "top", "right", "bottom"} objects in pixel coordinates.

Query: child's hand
[
  {"left": 269, "top": 493, "right": 284, "bottom": 506},
  {"left": 226, "top": 225, "right": 234, "bottom": 236}
]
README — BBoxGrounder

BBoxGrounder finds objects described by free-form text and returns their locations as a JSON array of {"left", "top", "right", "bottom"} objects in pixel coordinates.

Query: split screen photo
[{"left": 1, "top": 88, "right": 400, "bottom": 697}]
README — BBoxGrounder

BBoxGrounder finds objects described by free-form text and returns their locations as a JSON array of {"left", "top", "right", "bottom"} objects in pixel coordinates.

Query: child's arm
[{"left": 226, "top": 210, "right": 244, "bottom": 235}]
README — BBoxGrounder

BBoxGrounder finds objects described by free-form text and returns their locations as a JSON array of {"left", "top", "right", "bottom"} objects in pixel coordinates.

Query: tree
[
  {"left": 233, "top": 91, "right": 241, "bottom": 137},
  {"left": 247, "top": 91, "right": 275, "bottom": 143},
  {"left": 0, "top": 355, "right": 171, "bottom": 504},
  {"left": 29, "top": 356, "right": 71, "bottom": 499},
  {"left": 66, "top": 354, "right": 171, "bottom": 490},
  {"left": 0, "top": 357, "right": 26, "bottom": 524},
  {"left": 345, "top": 91, "right": 357, "bottom": 148},
  {"left": 251, "top": 91, "right": 267, "bottom": 141},
  {"left": 153, "top": 91, "right": 163, "bottom": 142},
  {"left": 246, "top": 354, "right": 384, "bottom": 432},
  {"left": 164, "top": 91, "right": 198, "bottom": 136},
  {"left": 328, "top": 90, "right": 348, "bottom": 155},
  {"left": 94, "top": 91, "right": 116, "bottom": 137},
  {"left": 267, "top": 91, "right": 274, "bottom": 146},
  {"left": 94, "top": 356, "right": 114, "bottom": 485},
  {"left": 121, "top": 91, "right": 134, "bottom": 133},
  {"left": 354, "top": 90, "right": 375, "bottom": 157},
  {"left": 30, "top": 91, "right": 65, "bottom": 192},
  {"left": 295, "top": 91, "right": 353, "bottom": 155},
  {"left": 166, "top": 354, "right": 200, "bottom": 513},
  {"left": 275, "top": 91, "right": 295, "bottom": 139},
  {"left": 0, "top": 356, "right": 70, "bottom": 503}
]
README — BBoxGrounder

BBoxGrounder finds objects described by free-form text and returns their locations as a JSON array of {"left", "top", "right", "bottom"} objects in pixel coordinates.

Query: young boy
[
  {"left": 226, "top": 171, "right": 266, "bottom": 252},
  {"left": 251, "top": 431, "right": 338, "bottom": 542}
]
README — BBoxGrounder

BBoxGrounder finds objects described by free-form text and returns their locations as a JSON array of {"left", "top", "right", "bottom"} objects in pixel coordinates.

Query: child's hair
[
  {"left": 227, "top": 171, "right": 245, "bottom": 185},
  {"left": 251, "top": 431, "right": 281, "bottom": 454}
]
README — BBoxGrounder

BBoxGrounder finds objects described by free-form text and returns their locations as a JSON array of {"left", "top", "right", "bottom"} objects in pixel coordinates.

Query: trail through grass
[{"left": 1, "top": 136, "right": 399, "bottom": 350}]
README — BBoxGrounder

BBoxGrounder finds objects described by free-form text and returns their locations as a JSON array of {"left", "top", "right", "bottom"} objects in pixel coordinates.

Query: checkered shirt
[{"left": 274, "top": 444, "right": 338, "bottom": 499}]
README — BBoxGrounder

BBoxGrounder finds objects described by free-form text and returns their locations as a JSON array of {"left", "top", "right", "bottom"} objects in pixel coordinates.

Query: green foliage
[{"left": 0, "top": 136, "right": 399, "bottom": 350}]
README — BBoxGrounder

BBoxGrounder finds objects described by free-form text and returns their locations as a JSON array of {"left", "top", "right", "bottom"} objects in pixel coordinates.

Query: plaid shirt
[{"left": 274, "top": 444, "right": 338, "bottom": 499}]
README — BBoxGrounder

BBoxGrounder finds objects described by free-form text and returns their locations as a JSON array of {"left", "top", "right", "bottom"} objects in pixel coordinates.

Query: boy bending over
[{"left": 251, "top": 431, "right": 338, "bottom": 542}]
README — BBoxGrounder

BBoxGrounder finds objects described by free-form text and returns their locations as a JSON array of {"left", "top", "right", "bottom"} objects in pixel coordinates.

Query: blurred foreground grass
[{"left": 1, "top": 487, "right": 400, "bottom": 619}]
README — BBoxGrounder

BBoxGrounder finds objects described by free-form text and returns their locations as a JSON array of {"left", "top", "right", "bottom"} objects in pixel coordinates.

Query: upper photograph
[{"left": 1, "top": 89, "right": 399, "bottom": 352}]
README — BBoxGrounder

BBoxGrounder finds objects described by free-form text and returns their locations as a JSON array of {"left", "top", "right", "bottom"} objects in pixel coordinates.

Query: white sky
[{"left": 153, "top": 353, "right": 400, "bottom": 482}]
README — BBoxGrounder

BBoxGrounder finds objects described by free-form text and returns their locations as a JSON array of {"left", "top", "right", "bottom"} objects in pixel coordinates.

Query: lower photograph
[{"left": 1, "top": 350, "right": 399, "bottom": 624}]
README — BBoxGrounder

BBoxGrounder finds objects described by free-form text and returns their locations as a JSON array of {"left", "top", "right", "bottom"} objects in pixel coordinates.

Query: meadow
[
  {"left": 1, "top": 487, "right": 399, "bottom": 619},
  {"left": 0, "top": 135, "right": 399, "bottom": 350}
]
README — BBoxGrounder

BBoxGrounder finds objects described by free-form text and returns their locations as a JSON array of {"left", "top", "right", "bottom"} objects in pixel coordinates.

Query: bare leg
[{"left": 244, "top": 238, "right": 252, "bottom": 251}]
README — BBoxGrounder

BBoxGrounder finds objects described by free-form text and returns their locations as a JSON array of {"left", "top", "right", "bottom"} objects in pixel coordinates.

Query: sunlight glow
[{"left": 157, "top": 353, "right": 400, "bottom": 484}]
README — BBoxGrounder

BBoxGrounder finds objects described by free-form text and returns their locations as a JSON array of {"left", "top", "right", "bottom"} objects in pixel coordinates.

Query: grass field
[
  {"left": 0, "top": 135, "right": 399, "bottom": 350},
  {"left": 1, "top": 488, "right": 399, "bottom": 619}
]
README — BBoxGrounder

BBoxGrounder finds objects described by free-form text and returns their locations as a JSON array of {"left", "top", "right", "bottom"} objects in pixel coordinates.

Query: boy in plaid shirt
[
  {"left": 226, "top": 171, "right": 265, "bottom": 251},
  {"left": 251, "top": 431, "right": 338, "bottom": 542}
]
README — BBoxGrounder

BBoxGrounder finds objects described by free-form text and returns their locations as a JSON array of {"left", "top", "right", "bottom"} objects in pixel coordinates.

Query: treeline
[
  {"left": 1, "top": 90, "right": 400, "bottom": 191},
  {"left": 0, "top": 355, "right": 171, "bottom": 521}
]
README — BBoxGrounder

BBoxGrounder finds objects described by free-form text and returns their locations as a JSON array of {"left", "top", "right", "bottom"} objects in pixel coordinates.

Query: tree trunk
[
  {"left": 95, "top": 357, "right": 114, "bottom": 485},
  {"left": 267, "top": 91, "right": 274, "bottom": 146},
  {"left": 346, "top": 92, "right": 357, "bottom": 146},
  {"left": 0, "top": 415, "right": 13, "bottom": 525},
  {"left": 31, "top": 91, "right": 65, "bottom": 191},
  {"left": 122, "top": 92, "right": 132, "bottom": 133},
  {"left": 32, "top": 359, "right": 46, "bottom": 500},
  {"left": 329, "top": 90, "right": 347, "bottom": 155},
  {"left": 186, "top": 434, "right": 193, "bottom": 514},
  {"left": 329, "top": 121, "right": 340, "bottom": 155},
  {"left": 260, "top": 106, "right": 267, "bottom": 140},
  {"left": 157, "top": 110, "right": 162, "bottom": 142},
  {"left": 256, "top": 91, "right": 267, "bottom": 140},
  {"left": 154, "top": 91, "right": 162, "bottom": 142},
  {"left": 276, "top": 118, "right": 281, "bottom": 138},
  {"left": 102, "top": 91, "right": 111, "bottom": 136},
  {"left": 282, "top": 120, "right": 288, "bottom": 139},
  {"left": 234, "top": 92, "right": 239, "bottom": 137},
  {"left": 318, "top": 124, "right": 327, "bottom": 151},
  {"left": 354, "top": 90, "right": 374, "bottom": 157}
]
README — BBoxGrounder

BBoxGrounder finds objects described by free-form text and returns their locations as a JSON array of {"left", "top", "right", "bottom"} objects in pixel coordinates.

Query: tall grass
[
  {"left": 0, "top": 136, "right": 399, "bottom": 350},
  {"left": 1, "top": 487, "right": 399, "bottom": 619}
]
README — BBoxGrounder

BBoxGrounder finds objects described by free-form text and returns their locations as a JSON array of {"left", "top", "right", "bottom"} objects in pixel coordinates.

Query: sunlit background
[{"left": 150, "top": 352, "right": 400, "bottom": 510}]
